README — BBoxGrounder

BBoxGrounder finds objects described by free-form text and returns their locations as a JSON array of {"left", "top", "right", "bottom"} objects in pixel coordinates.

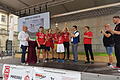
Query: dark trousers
[
  {"left": 21, "top": 45, "right": 27, "bottom": 63},
  {"left": 63, "top": 42, "right": 70, "bottom": 59},
  {"left": 84, "top": 44, "right": 94, "bottom": 62},
  {"left": 114, "top": 43, "right": 120, "bottom": 67}
]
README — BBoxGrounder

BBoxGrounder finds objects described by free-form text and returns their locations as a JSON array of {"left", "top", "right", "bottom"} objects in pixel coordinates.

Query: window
[
  {"left": 10, "top": 16, "right": 13, "bottom": 23},
  {"left": 1, "top": 15, "right": 6, "bottom": 23}
]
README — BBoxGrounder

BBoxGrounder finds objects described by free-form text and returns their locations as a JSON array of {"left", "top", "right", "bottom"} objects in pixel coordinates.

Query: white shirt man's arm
[{"left": 71, "top": 32, "right": 79, "bottom": 38}]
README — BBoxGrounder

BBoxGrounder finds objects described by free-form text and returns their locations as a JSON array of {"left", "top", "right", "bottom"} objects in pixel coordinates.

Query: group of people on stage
[{"left": 18, "top": 16, "right": 120, "bottom": 69}]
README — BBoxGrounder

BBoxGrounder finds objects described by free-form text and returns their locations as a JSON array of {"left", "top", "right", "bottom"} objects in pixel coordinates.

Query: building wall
[
  {"left": 0, "top": 12, "right": 19, "bottom": 52},
  {"left": 51, "top": 13, "right": 118, "bottom": 52},
  {"left": 0, "top": 30, "right": 19, "bottom": 52},
  {"left": 0, "top": 12, "right": 7, "bottom": 30},
  {"left": 0, "top": 12, "right": 18, "bottom": 31}
]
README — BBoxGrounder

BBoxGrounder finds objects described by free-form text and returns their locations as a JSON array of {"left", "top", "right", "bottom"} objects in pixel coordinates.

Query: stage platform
[{"left": 0, "top": 57, "right": 120, "bottom": 77}]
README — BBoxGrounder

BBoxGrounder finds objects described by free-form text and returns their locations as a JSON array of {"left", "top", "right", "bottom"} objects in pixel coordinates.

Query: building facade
[{"left": 0, "top": 11, "right": 19, "bottom": 52}]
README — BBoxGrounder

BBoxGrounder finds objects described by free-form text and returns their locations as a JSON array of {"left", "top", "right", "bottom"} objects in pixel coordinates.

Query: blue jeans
[
  {"left": 72, "top": 43, "right": 78, "bottom": 61},
  {"left": 105, "top": 46, "right": 113, "bottom": 55},
  {"left": 21, "top": 45, "right": 27, "bottom": 63}
]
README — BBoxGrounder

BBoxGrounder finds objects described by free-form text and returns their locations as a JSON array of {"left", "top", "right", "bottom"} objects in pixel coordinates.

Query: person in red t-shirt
[
  {"left": 49, "top": 29, "right": 55, "bottom": 60},
  {"left": 83, "top": 26, "right": 94, "bottom": 64},
  {"left": 57, "top": 31, "right": 65, "bottom": 63},
  {"left": 36, "top": 26, "right": 46, "bottom": 63},
  {"left": 44, "top": 29, "right": 51, "bottom": 62},
  {"left": 53, "top": 28, "right": 60, "bottom": 60},
  {"left": 62, "top": 27, "right": 70, "bottom": 60}
]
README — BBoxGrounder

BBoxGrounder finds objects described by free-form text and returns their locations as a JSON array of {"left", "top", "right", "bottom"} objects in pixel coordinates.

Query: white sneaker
[
  {"left": 43, "top": 60, "right": 47, "bottom": 63},
  {"left": 25, "top": 63, "right": 29, "bottom": 65},
  {"left": 37, "top": 61, "right": 39, "bottom": 63},
  {"left": 21, "top": 63, "right": 25, "bottom": 65},
  {"left": 109, "top": 64, "right": 113, "bottom": 68}
]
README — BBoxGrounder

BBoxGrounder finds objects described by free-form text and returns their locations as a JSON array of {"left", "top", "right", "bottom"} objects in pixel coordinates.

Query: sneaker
[
  {"left": 57, "top": 59, "right": 61, "bottom": 63},
  {"left": 25, "top": 63, "right": 29, "bottom": 66},
  {"left": 91, "top": 60, "right": 94, "bottom": 64},
  {"left": 73, "top": 60, "right": 78, "bottom": 63},
  {"left": 85, "top": 61, "right": 90, "bottom": 64},
  {"left": 60, "top": 59, "right": 64, "bottom": 63},
  {"left": 111, "top": 66, "right": 120, "bottom": 69},
  {"left": 43, "top": 60, "right": 47, "bottom": 63},
  {"left": 107, "top": 63, "right": 112, "bottom": 66},
  {"left": 21, "top": 63, "right": 25, "bottom": 65},
  {"left": 37, "top": 60, "right": 39, "bottom": 63},
  {"left": 109, "top": 64, "right": 113, "bottom": 68},
  {"left": 66, "top": 59, "right": 70, "bottom": 61}
]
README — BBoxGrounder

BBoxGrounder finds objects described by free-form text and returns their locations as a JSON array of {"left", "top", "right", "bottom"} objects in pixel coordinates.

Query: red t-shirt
[
  {"left": 58, "top": 35, "right": 64, "bottom": 44},
  {"left": 36, "top": 32, "right": 45, "bottom": 45},
  {"left": 84, "top": 31, "right": 93, "bottom": 44},
  {"left": 53, "top": 33, "right": 59, "bottom": 44},
  {"left": 45, "top": 34, "right": 51, "bottom": 47},
  {"left": 49, "top": 33, "right": 54, "bottom": 46},
  {"left": 63, "top": 32, "right": 70, "bottom": 42}
]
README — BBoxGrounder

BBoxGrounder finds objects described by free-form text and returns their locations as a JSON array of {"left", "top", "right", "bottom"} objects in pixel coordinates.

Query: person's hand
[
  {"left": 101, "top": 29, "right": 105, "bottom": 34},
  {"left": 70, "top": 33, "right": 74, "bottom": 37},
  {"left": 26, "top": 37, "right": 29, "bottom": 41}
]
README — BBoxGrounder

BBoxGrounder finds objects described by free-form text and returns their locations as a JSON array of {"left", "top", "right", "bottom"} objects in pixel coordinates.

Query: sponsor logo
[
  {"left": 24, "top": 75, "right": 30, "bottom": 80},
  {"left": 10, "top": 75, "right": 22, "bottom": 79},
  {"left": 35, "top": 73, "right": 46, "bottom": 79},
  {"left": 4, "top": 66, "right": 10, "bottom": 80}
]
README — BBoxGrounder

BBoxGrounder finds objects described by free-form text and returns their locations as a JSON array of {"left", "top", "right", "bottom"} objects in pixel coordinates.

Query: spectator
[
  {"left": 101, "top": 24, "right": 114, "bottom": 67},
  {"left": 108, "top": 16, "right": 120, "bottom": 69}
]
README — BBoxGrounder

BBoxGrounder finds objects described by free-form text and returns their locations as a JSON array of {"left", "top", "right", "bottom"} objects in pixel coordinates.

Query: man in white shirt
[{"left": 18, "top": 26, "right": 29, "bottom": 64}]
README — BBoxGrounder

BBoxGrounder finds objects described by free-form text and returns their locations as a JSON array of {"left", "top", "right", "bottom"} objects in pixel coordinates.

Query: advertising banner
[
  {"left": 2, "top": 64, "right": 33, "bottom": 80},
  {"left": 33, "top": 67, "right": 81, "bottom": 80},
  {"left": 2, "top": 64, "right": 81, "bottom": 80}
]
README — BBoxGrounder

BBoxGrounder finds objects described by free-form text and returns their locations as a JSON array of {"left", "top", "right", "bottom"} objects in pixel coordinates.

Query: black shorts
[
  {"left": 63, "top": 42, "right": 69, "bottom": 48},
  {"left": 37, "top": 45, "right": 46, "bottom": 49},
  {"left": 45, "top": 47, "right": 50, "bottom": 51}
]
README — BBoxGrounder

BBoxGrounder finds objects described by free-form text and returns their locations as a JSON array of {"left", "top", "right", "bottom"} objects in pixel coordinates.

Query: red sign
[{"left": 4, "top": 66, "right": 10, "bottom": 80}]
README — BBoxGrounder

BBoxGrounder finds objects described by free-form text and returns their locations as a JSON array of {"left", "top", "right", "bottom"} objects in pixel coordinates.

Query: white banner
[
  {"left": 33, "top": 67, "right": 81, "bottom": 80},
  {"left": 2, "top": 64, "right": 81, "bottom": 80},
  {"left": 2, "top": 64, "right": 33, "bottom": 80},
  {"left": 18, "top": 12, "right": 50, "bottom": 39}
]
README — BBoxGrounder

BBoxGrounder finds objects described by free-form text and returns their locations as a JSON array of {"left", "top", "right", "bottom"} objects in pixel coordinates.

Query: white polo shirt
[{"left": 18, "top": 31, "right": 29, "bottom": 47}]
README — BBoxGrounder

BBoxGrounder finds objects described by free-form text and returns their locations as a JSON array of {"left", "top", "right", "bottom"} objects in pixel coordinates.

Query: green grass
[
  {"left": 69, "top": 52, "right": 115, "bottom": 56},
  {"left": 17, "top": 52, "right": 115, "bottom": 56}
]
